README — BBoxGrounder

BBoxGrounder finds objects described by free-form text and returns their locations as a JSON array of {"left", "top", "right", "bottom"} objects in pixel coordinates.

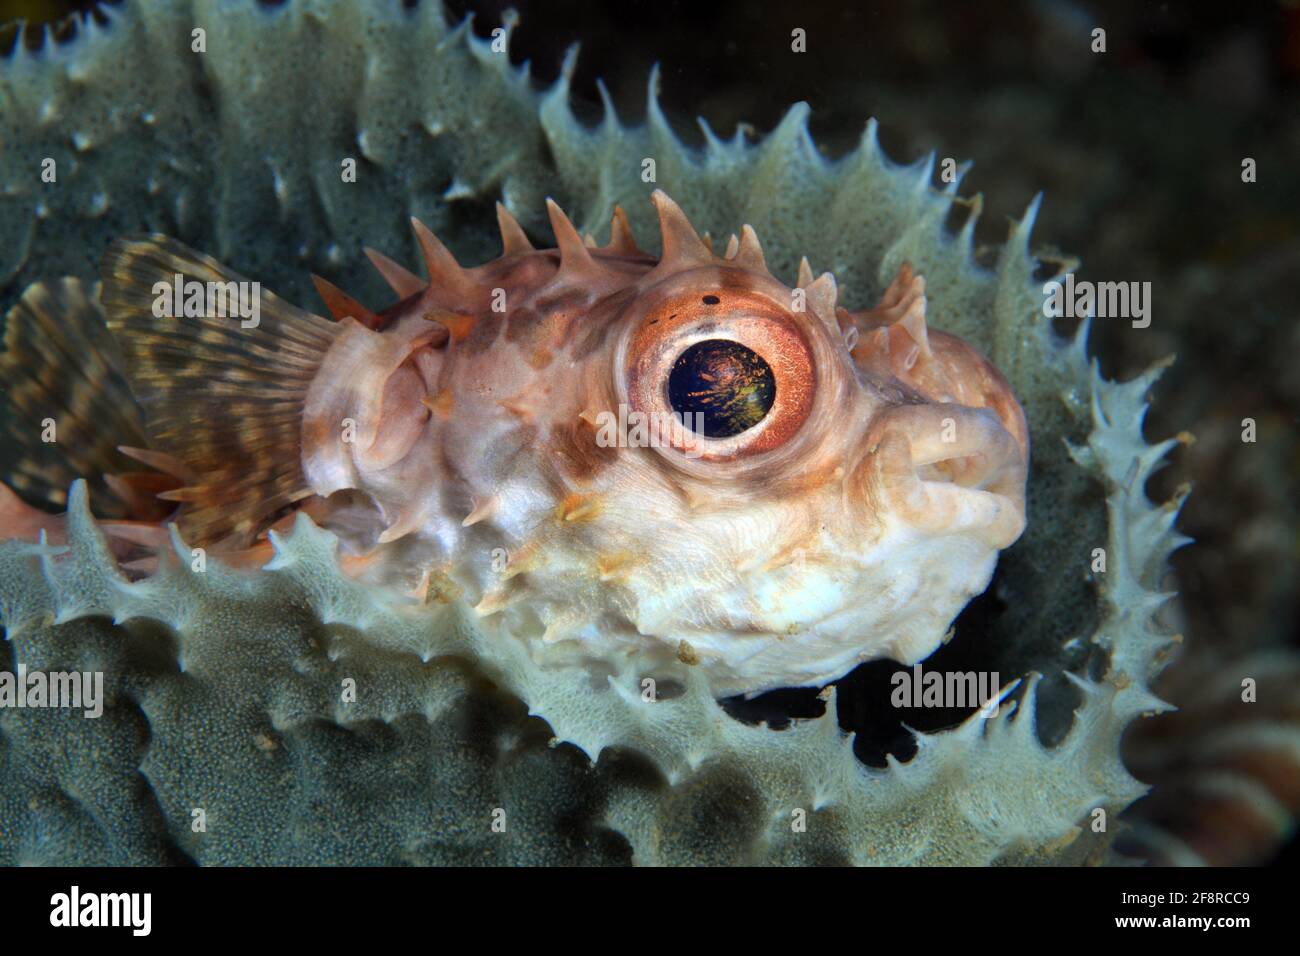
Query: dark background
[{"left": 3, "top": 0, "right": 1298, "bottom": 863}]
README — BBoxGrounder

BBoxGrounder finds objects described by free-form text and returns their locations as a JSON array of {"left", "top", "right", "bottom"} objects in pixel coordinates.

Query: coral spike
[
  {"left": 311, "top": 273, "right": 383, "bottom": 329},
  {"left": 495, "top": 201, "right": 534, "bottom": 256},
  {"left": 650, "top": 190, "right": 712, "bottom": 267},
  {"left": 364, "top": 246, "right": 424, "bottom": 298}
]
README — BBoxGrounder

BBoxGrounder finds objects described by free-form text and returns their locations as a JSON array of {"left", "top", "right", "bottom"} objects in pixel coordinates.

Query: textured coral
[{"left": 0, "top": 0, "right": 1186, "bottom": 864}]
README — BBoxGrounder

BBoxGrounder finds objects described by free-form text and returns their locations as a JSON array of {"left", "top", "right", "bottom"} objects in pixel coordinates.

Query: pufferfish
[{"left": 0, "top": 192, "right": 1028, "bottom": 697}]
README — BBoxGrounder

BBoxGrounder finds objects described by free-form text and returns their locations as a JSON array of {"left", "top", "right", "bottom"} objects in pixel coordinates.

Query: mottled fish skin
[{"left": 2, "top": 191, "right": 1028, "bottom": 696}]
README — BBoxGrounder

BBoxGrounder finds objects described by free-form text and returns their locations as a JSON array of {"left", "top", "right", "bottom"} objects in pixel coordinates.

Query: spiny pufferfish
[{"left": 1, "top": 191, "right": 1028, "bottom": 697}]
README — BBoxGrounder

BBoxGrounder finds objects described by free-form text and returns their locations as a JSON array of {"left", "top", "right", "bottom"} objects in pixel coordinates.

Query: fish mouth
[{"left": 852, "top": 402, "right": 1028, "bottom": 548}]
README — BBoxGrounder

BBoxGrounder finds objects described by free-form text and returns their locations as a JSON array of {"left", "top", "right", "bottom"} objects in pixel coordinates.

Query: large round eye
[
  {"left": 622, "top": 286, "right": 815, "bottom": 461},
  {"left": 668, "top": 339, "right": 776, "bottom": 438}
]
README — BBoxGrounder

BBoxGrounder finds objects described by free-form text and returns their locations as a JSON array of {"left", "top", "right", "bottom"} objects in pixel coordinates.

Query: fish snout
[{"left": 849, "top": 403, "right": 1027, "bottom": 548}]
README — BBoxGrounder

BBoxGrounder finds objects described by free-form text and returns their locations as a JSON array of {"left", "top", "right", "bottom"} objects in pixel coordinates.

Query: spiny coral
[{"left": 0, "top": 0, "right": 1186, "bottom": 864}]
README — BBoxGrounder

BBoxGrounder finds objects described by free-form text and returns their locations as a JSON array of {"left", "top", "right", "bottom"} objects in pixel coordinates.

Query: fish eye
[
  {"left": 621, "top": 283, "right": 816, "bottom": 463},
  {"left": 668, "top": 339, "right": 776, "bottom": 438}
]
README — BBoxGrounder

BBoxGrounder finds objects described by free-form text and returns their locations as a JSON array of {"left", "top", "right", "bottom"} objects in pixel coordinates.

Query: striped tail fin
[
  {"left": 0, "top": 277, "right": 151, "bottom": 518},
  {"left": 100, "top": 235, "right": 342, "bottom": 547}
]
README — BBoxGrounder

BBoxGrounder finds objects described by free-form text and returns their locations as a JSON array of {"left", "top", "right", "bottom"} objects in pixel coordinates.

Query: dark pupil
[{"left": 667, "top": 339, "right": 776, "bottom": 438}]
